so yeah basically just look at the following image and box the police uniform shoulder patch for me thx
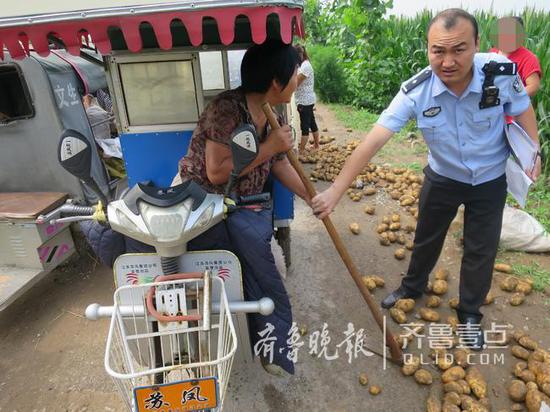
[402,68,432,94]
[422,106,441,117]
[512,76,524,93]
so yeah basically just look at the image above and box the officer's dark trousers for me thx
[401,168,507,319]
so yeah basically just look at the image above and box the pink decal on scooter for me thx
[38,246,51,263]
[45,222,64,236]
[126,272,139,285]
[56,243,70,258]
[217,267,231,282]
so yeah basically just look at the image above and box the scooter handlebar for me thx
[85,297,275,320]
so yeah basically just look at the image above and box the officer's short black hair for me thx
[427,8,479,41]
[241,40,300,94]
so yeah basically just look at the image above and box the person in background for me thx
[82,94,112,141]
[294,44,320,156]
[489,16,542,99]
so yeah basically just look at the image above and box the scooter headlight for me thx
[138,199,193,242]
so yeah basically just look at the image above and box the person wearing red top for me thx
[489,16,542,98]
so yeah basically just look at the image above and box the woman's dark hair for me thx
[241,40,300,93]
[513,16,524,28]
[294,44,310,63]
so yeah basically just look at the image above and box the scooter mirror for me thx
[230,124,259,175]
[58,129,93,181]
[225,124,259,195]
[58,129,108,206]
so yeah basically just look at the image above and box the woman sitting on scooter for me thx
[178,39,310,376]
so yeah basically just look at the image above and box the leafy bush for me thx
[307,44,348,103]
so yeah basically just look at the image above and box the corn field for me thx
[304,2,550,173]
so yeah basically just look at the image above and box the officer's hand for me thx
[311,185,340,219]
[267,125,293,154]
[526,155,541,182]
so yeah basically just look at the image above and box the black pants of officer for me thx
[401,167,507,320]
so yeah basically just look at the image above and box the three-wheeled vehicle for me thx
[0,0,302,311]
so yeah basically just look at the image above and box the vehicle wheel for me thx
[275,227,291,268]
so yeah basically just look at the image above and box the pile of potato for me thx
[507,331,550,411]
[374,213,416,260]
[495,263,534,306]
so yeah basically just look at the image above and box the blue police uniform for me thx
[377,53,531,320]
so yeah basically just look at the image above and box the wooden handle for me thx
[262,102,403,364]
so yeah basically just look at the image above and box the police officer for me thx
[311,8,540,350]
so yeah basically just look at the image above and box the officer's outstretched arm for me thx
[514,104,541,181]
[312,125,394,218]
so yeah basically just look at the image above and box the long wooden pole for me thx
[262,103,403,365]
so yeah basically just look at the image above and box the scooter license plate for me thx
[134,377,218,411]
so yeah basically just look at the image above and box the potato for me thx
[370,275,385,287]
[437,355,454,371]
[435,268,449,280]
[531,348,548,362]
[361,276,377,291]
[444,392,462,406]
[482,292,495,305]
[447,316,459,332]
[508,379,528,402]
[397,234,407,245]
[376,223,389,233]
[425,281,433,293]
[401,355,421,376]
[526,382,538,391]
[405,240,414,250]
[441,402,461,412]
[404,224,416,233]
[500,276,519,292]
[388,231,397,243]
[494,263,513,273]
[518,369,536,383]
[369,385,381,395]
[359,372,369,386]
[427,392,442,412]
[511,403,524,411]
[395,298,415,313]
[414,369,433,385]
[541,383,550,397]
[465,367,487,399]
[364,187,377,196]
[460,395,474,410]
[513,330,527,342]
[510,293,525,306]
[299,325,308,336]
[349,222,360,234]
[432,279,449,295]
[400,196,415,206]
[389,222,401,231]
[391,213,400,222]
[519,336,539,351]
[516,280,533,295]
[426,295,441,308]
[442,366,466,383]
[390,308,408,324]
[364,205,376,215]
[394,248,406,260]
[457,379,471,395]
[444,381,464,394]
[514,361,528,377]
[380,237,391,246]
[382,216,391,225]
[525,388,543,412]
[420,307,440,322]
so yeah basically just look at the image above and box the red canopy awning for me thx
[0,6,304,60]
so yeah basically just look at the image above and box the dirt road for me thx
[1,103,548,411]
